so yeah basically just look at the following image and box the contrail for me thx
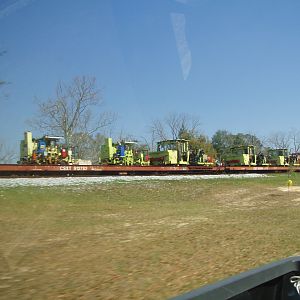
[175,0,188,4]
[171,12,192,80]
[0,0,36,19]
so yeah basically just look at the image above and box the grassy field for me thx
[1,174,300,299]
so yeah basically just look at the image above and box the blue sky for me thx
[1,0,300,151]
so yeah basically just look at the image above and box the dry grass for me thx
[1,174,300,299]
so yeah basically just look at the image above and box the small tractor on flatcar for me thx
[149,139,189,165]
[133,148,150,166]
[224,145,257,166]
[267,148,289,166]
[19,131,73,165]
[189,148,214,166]
[256,152,269,166]
[99,138,150,165]
[290,152,300,166]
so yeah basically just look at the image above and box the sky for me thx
[1,0,300,153]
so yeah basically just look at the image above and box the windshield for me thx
[1,1,300,299]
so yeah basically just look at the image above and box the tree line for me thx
[1,75,300,163]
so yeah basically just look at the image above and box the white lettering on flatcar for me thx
[59,166,72,171]
[59,166,88,171]
[73,166,88,171]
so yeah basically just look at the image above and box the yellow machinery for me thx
[19,131,72,164]
[290,153,300,166]
[224,145,257,166]
[133,149,150,166]
[149,139,189,165]
[100,138,149,165]
[267,149,289,166]
[189,149,214,166]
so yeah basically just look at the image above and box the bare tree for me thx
[150,119,168,141]
[289,129,300,153]
[71,132,106,163]
[29,76,116,148]
[166,113,182,139]
[150,112,201,141]
[266,131,291,149]
[0,141,16,163]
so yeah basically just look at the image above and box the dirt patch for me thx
[278,186,300,192]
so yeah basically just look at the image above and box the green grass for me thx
[1,174,300,299]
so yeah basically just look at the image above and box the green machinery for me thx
[256,152,269,166]
[134,149,150,166]
[189,149,214,166]
[19,131,72,164]
[100,138,149,165]
[267,148,289,166]
[224,145,257,166]
[149,139,190,165]
[225,146,289,167]
[290,153,300,166]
